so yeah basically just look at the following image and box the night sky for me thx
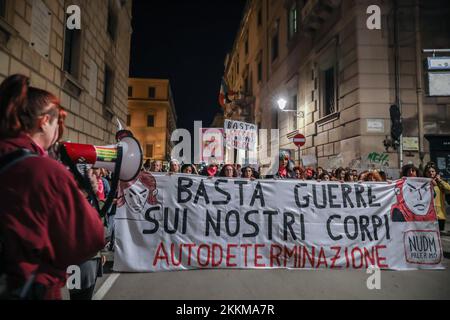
[129,0,247,134]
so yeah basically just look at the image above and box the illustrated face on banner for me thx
[118,172,159,214]
[402,179,432,216]
[124,180,150,214]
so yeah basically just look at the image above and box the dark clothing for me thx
[69,284,96,300]
[69,259,101,300]
[275,168,295,179]
[438,219,445,231]
[0,134,105,299]
[101,177,111,198]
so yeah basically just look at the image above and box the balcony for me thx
[224,93,255,121]
[301,0,342,33]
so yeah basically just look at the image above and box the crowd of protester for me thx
[141,154,446,184]
[142,152,450,232]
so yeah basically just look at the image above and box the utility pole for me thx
[415,0,425,169]
[393,0,403,170]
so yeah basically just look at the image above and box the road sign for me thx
[293,134,306,147]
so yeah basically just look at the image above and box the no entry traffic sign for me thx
[293,134,306,147]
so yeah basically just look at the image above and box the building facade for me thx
[127,78,177,162]
[224,0,450,178]
[0,0,132,145]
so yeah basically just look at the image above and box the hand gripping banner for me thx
[113,173,444,271]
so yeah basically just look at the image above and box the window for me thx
[244,72,252,95]
[63,16,81,77]
[103,65,114,107]
[107,1,118,41]
[271,21,279,62]
[271,33,279,62]
[288,5,298,40]
[147,115,154,127]
[146,144,154,158]
[128,86,133,97]
[323,67,336,116]
[257,60,262,82]
[317,40,338,118]
[148,87,156,98]
[257,8,262,26]
[126,114,131,126]
[292,94,298,127]
[0,0,6,18]
[245,33,249,56]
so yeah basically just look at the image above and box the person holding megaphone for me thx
[0,74,105,300]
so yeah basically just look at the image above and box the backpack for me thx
[0,148,41,299]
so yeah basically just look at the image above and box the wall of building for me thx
[0,0,133,145]
[224,0,450,175]
[128,78,177,161]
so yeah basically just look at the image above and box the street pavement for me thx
[62,229,450,300]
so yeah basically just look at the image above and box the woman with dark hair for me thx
[315,167,324,179]
[181,164,198,175]
[241,165,256,180]
[335,167,347,182]
[424,162,450,231]
[319,172,331,181]
[219,164,238,178]
[378,170,387,182]
[293,166,304,180]
[402,164,420,177]
[344,171,354,182]
[363,170,384,182]
[0,74,105,299]
[358,170,369,182]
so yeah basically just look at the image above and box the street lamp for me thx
[277,98,303,118]
[277,98,287,110]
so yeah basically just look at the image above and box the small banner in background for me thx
[224,119,257,151]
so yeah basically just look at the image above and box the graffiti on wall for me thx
[366,152,389,166]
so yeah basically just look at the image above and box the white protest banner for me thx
[113,174,444,272]
[224,119,257,151]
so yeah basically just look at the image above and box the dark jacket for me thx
[0,134,105,299]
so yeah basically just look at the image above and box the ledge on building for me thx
[0,17,18,47]
[287,130,300,139]
[61,72,85,99]
[316,111,339,127]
